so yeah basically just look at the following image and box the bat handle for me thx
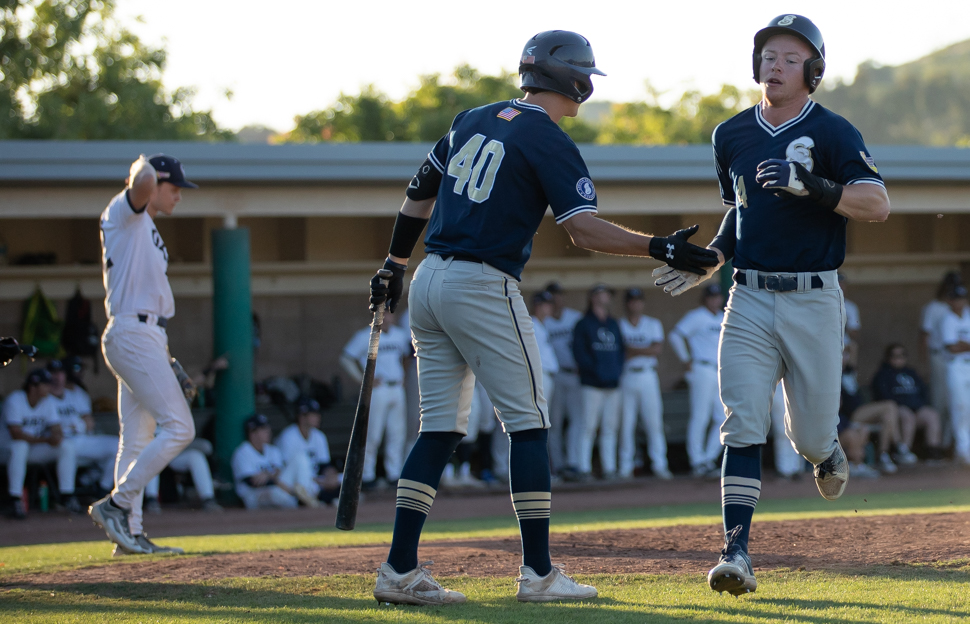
[372,268,394,330]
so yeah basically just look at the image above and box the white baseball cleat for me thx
[373,561,466,606]
[814,442,849,501]
[88,496,149,554]
[515,564,598,602]
[111,535,183,557]
[708,525,757,596]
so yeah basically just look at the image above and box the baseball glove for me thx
[171,358,198,405]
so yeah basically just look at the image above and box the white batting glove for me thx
[652,263,718,297]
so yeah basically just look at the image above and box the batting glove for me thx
[755,159,843,210]
[648,225,721,275]
[370,259,406,313]
[652,263,719,297]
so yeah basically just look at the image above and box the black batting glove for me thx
[0,337,19,368]
[370,259,406,313]
[649,225,721,276]
[756,159,843,210]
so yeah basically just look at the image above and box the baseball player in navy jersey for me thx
[88,154,199,556]
[670,284,725,477]
[617,288,669,479]
[367,30,719,605]
[653,15,890,596]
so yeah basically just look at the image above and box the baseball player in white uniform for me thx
[276,398,341,504]
[941,285,970,465]
[543,283,584,476]
[618,288,670,479]
[231,414,319,509]
[532,291,560,421]
[922,272,962,441]
[341,309,411,487]
[48,360,117,497]
[670,284,726,477]
[88,154,198,555]
[2,368,78,518]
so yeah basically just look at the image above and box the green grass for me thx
[2,487,969,578]
[3,567,969,623]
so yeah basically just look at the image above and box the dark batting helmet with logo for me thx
[752,14,825,93]
[519,30,606,104]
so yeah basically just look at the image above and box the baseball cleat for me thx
[88,495,149,554]
[814,443,849,500]
[136,533,185,554]
[516,564,598,602]
[708,525,757,596]
[373,561,466,606]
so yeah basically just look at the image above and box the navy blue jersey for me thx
[422,99,598,279]
[711,101,883,272]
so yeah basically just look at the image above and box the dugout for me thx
[1,141,969,430]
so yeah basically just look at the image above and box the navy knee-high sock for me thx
[509,428,552,576]
[386,431,463,573]
[721,444,762,553]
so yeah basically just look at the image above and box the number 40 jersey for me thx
[422,98,598,280]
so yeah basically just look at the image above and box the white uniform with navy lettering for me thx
[671,306,725,470]
[922,299,952,426]
[54,387,117,492]
[276,423,333,497]
[941,308,970,462]
[1,392,77,498]
[100,190,195,535]
[618,315,667,477]
[544,308,583,472]
[343,324,411,483]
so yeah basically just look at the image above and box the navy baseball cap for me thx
[544,281,564,294]
[62,355,84,374]
[148,154,198,188]
[25,368,53,387]
[244,413,271,434]
[703,283,722,297]
[625,287,644,301]
[46,359,64,373]
[296,397,321,415]
[589,283,615,296]
[949,285,968,299]
[533,290,554,305]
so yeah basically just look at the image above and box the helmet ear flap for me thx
[805,58,825,93]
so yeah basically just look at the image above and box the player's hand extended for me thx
[370,259,406,313]
[755,159,843,210]
[648,225,720,275]
[653,262,719,297]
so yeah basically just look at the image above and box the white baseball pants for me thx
[75,434,119,491]
[102,316,195,534]
[770,383,803,477]
[946,359,970,461]
[686,363,724,468]
[619,367,667,477]
[144,448,215,500]
[549,370,583,472]
[578,386,621,474]
[6,438,77,496]
[235,452,315,509]
[362,383,406,483]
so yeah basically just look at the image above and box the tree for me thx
[0,0,228,140]
[286,65,598,144]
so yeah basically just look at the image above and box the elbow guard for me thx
[405,157,443,201]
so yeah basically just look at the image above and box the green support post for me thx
[212,227,255,483]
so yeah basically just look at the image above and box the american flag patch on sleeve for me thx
[497,107,521,121]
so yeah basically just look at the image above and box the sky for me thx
[115,0,970,132]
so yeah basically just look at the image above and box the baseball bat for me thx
[335,269,393,530]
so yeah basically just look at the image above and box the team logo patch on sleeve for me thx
[860,151,878,173]
[576,177,596,201]
[497,108,521,121]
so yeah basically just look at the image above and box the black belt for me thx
[444,253,483,264]
[734,272,823,292]
[138,314,168,328]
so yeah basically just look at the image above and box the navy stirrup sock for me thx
[509,428,552,576]
[386,431,463,573]
[720,444,763,553]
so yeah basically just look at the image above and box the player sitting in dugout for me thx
[231,413,320,510]
[275,398,341,506]
[871,344,944,464]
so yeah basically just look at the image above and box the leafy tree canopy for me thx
[0,0,229,140]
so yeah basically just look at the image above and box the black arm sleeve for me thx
[388,212,430,259]
[405,157,444,201]
[709,207,737,261]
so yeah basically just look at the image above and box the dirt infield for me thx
[7,511,970,586]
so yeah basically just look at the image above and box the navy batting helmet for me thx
[519,30,606,104]
[753,15,825,93]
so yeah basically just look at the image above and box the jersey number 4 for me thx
[448,134,506,203]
